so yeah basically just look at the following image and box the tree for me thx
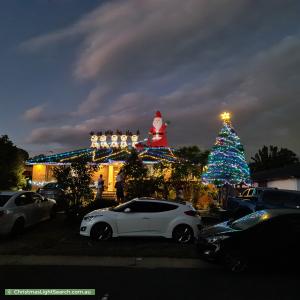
[175,146,210,172]
[53,156,98,209]
[250,145,299,172]
[153,146,209,201]
[122,149,155,199]
[202,113,251,186]
[0,135,29,190]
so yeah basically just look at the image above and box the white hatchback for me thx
[80,198,202,243]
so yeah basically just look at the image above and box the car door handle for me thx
[142,217,150,219]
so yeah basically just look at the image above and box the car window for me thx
[15,193,34,206]
[44,183,59,189]
[150,202,178,212]
[242,190,249,197]
[129,201,156,213]
[112,201,132,212]
[0,195,11,207]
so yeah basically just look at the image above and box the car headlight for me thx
[83,216,95,222]
[207,235,230,243]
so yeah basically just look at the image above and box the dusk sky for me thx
[1,0,300,159]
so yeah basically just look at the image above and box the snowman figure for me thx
[99,134,109,148]
[90,134,99,148]
[131,134,139,148]
[120,134,128,148]
[110,134,119,148]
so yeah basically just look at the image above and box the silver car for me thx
[0,191,56,235]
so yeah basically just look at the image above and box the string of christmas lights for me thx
[202,113,251,186]
[26,147,179,165]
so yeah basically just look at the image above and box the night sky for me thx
[1,0,300,159]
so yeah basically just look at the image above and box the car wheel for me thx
[90,223,113,241]
[223,250,248,273]
[172,224,194,243]
[11,218,25,236]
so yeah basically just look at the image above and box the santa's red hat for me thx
[155,111,162,118]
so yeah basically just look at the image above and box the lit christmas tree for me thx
[202,112,251,186]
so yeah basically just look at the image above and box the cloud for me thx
[23,104,70,123]
[22,0,250,114]
[23,105,46,122]
[23,0,300,156]
[26,112,145,147]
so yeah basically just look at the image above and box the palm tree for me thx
[250,145,299,172]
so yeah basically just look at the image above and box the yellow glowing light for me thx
[220,112,231,122]
[261,213,269,221]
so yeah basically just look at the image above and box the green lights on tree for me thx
[202,112,251,186]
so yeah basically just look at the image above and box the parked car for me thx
[197,209,300,272]
[37,182,67,210]
[80,198,202,243]
[227,188,300,218]
[0,191,56,235]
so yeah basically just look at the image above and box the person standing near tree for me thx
[96,174,105,201]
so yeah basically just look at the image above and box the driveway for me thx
[0,214,199,258]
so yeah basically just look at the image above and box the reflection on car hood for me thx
[88,207,112,215]
[199,221,238,238]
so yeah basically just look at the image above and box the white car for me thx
[80,198,202,243]
[0,191,56,235]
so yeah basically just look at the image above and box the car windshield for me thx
[0,195,11,207]
[111,201,132,212]
[230,210,270,230]
[43,183,59,189]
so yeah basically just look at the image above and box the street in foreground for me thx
[0,265,299,300]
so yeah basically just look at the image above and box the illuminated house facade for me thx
[26,111,178,191]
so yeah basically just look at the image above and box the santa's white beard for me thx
[153,118,162,132]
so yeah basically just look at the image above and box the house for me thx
[252,164,300,191]
[26,111,179,191]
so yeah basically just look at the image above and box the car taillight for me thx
[184,210,197,217]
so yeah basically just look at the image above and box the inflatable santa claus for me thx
[147,111,168,147]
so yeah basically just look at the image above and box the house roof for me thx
[26,147,178,165]
[252,164,300,182]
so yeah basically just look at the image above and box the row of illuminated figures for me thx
[90,132,140,149]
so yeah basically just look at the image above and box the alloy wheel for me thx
[172,225,193,243]
[91,223,112,241]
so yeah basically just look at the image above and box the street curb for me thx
[0,255,218,269]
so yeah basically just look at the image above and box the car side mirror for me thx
[124,208,131,213]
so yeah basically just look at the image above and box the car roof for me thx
[262,189,300,194]
[0,191,30,196]
[133,197,190,206]
[0,191,19,196]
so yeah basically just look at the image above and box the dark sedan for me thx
[197,209,300,272]
[37,183,67,211]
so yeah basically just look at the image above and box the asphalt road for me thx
[0,265,299,300]
[0,214,199,258]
